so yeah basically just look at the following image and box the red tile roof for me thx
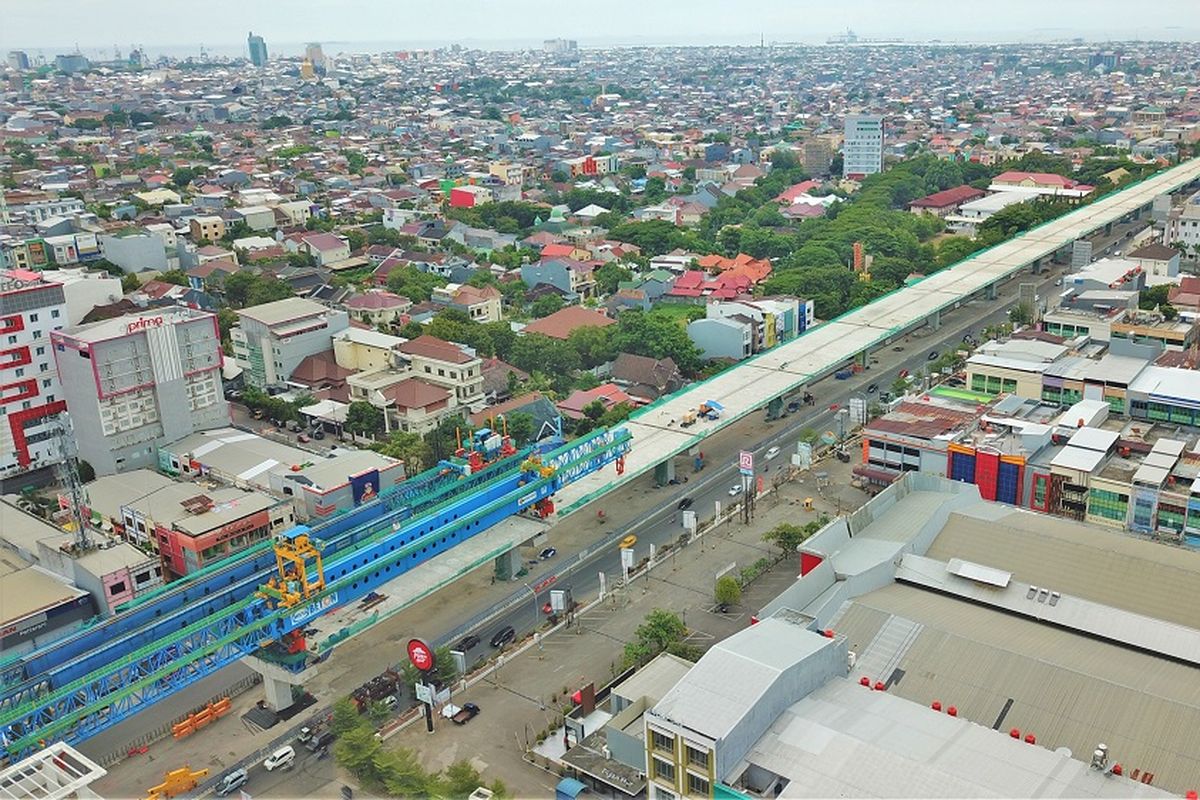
[521,306,616,340]
[396,334,474,364]
[774,180,821,203]
[345,291,409,310]
[539,243,576,258]
[556,383,632,419]
[992,171,1080,189]
[382,378,450,410]
[909,184,985,209]
[303,233,347,252]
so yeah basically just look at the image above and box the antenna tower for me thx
[54,414,91,549]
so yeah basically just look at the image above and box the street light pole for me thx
[524,582,538,623]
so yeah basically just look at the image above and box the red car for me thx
[898,368,910,379]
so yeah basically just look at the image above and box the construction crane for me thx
[53,414,90,550]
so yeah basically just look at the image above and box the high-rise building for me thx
[304,42,325,70]
[543,39,578,53]
[51,307,229,475]
[0,270,68,484]
[6,51,30,71]
[842,114,884,178]
[54,53,90,74]
[247,31,268,67]
[803,138,832,177]
[230,297,348,390]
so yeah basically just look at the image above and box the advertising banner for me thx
[349,468,381,506]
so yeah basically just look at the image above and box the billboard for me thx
[349,468,381,506]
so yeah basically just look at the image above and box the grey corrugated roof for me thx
[924,505,1200,629]
[742,676,1170,799]
[834,584,1200,795]
[650,618,822,741]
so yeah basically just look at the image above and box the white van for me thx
[263,745,296,772]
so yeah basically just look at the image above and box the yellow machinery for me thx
[146,765,209,800]
[519,454,556,480]
[258,531,325,609]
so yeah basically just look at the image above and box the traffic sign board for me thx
[739,450,754,475]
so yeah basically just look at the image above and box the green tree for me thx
[503,411,535,445]
[373,431,429,471]
[762,522,814,555]
[345,401,384,437]
[442,760,485,798]
[566,324,615,369]
[246,276,293,307]
[333,725,382,782]
[171,167,198,188]
[510,334,581,381]
[77,460,96,483]
[715,575,742,606]
[120,272,142,292]
[623,609,689,668]
[158,268,190,286]
[387,265,446,303]
[1139,283,1173,311]
[377,747,439,797]
[530,293,564,318]
[1008,301,1032,326]
[610,309,702,374]
[594,262,633,294]
[331,698,362,735]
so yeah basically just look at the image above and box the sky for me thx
[1,0,1198,56]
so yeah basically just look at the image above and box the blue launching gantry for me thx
[0,425,632,760]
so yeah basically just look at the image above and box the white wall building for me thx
[842,114,883,178]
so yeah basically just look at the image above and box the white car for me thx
[728,484,744,497]
[765,446,780,460]
[263,745,295,772]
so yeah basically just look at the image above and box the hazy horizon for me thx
[2,0,1198,56]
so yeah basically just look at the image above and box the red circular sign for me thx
[406,638,434,672]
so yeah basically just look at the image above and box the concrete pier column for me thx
[262,674,294,711]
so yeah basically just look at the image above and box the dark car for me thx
[927,350,939,361]
[539,547,557,560]
[489,625,516,648]
[786,401,801,413]
[866,383,878,394]
[677,497,694,510]
[456,634,480,651]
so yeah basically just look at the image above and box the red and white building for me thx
[51,307,229,476]
[0,269,68,484]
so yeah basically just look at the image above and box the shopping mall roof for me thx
[734,673,1168,799]
[751,473,1200,794]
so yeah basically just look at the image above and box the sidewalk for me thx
[377,468,856,796]
[88,421,862,797]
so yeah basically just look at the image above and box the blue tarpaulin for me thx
[556,777,587,800]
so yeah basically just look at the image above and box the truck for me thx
[451,702,480,725]
[351,669,402,713]
[680,409,698,428]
